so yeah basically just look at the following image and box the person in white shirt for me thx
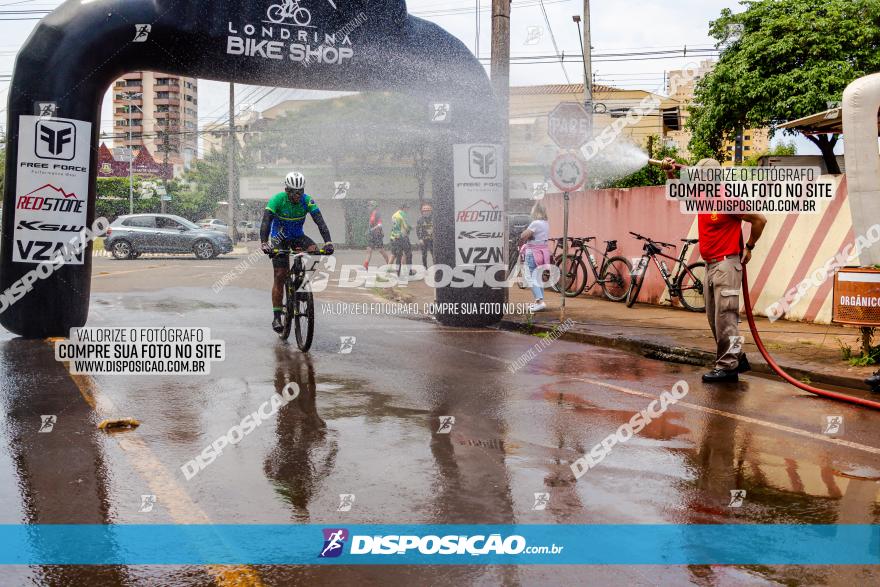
[517,203,552,312]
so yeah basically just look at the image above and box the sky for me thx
[0,0,818,156]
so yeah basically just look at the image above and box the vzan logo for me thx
[35,120,76,161]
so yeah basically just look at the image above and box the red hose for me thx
[742,265,880,410]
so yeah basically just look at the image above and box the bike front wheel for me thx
[676,261,707,313]
[600,256,633,302]
[626,261,647,308]
[294,289,315,351]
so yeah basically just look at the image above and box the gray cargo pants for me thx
[704,255,745,371]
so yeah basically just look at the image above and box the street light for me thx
[121,91,143,215]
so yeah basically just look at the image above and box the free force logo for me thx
[319,528,349,558]
[35,120,76,161]
[469,146,497,179]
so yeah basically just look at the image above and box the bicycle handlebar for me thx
[628,232,675,249]
[271,248,334,256]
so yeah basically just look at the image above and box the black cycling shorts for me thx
[270,235,316,269]
[368,231,384,248]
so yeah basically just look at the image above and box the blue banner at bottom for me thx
[0,525,877,565]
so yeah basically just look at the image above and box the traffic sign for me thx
[550,153,587,193]
[547,102,591,149]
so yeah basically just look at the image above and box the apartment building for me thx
[112,72,199,172]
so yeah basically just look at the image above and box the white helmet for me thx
[285,172,305,190]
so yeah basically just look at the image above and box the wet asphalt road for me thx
[0,251,879,586]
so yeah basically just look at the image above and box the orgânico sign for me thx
[547,102,591,149]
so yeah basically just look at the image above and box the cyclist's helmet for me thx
[285,172,305,190]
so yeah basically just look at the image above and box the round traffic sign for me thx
[550,153,587,193]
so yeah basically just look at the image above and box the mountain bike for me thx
[625,232,706,312]
[550,237,634,301]
[267,0,311,26]
[274,248,333,351]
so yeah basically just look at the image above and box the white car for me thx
[197,218,228,232]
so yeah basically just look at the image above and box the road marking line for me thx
[48,341,264,586]
[399,332,880,456]
[93,265,182,278]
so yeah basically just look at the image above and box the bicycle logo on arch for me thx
[266,0,338,27]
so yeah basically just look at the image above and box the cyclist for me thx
[363,200,391,269]
[261,171,334,333]
[416,202,434,267]
[389,202,413,274]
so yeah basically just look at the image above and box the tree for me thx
[688,0,880,174]
[246,92,438,201]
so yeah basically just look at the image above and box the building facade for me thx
[112,72,199,173]
[665,59,771,164]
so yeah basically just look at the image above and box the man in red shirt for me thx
[664,157,767,383]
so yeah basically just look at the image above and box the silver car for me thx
[105,214,234,260]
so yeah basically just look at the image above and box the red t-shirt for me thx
[698,213,742,261]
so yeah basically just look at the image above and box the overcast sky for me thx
[2,0,814,154]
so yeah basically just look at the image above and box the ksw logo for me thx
[458,247,503,264]
[318,528,348,558]
[35,120,76,161]
[469,146,497,179]
[458,231,503,239]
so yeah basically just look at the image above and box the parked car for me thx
[105,214,234,260]
[237,221,257,240]
[198,218,229,232]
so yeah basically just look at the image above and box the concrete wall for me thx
[542,175,855,324]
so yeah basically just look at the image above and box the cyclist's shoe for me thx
[702,368,738,383]
[529,301,547,313]
[736,356,751,374]
[272,316,284,333]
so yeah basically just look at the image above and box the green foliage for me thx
[838,327,880,366]
[743,140,798,166]
[603,137,686,188]
[687,0,880,167]
[245,92,438,198]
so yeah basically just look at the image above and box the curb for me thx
[496,318,870,393]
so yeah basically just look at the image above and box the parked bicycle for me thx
[273,247,333,351]
[550,237,633,301]
[625,232,706,312]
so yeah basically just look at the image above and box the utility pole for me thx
[123,91,142,215]
[160,131,171,214]
[491,0,510,215]
[573,2,593,134]
[227,82,237,243]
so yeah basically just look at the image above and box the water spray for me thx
[646,158,880,409]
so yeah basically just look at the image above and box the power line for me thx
[537,0,570,84]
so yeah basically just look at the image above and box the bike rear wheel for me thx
[294,289,315,351]
[676,261,707,313]
[626,261,647,308]
[600,256,633,302]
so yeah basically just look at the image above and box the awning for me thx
[776,107,880,135]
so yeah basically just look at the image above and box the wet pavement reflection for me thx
[0,284,877,585]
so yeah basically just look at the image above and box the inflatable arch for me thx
[1,0,506,337]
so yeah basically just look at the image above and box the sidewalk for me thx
[383,277,877,392]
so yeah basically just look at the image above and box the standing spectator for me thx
[363,200,391,269]
[518,202,552,313]
[663,157,767,383]
[389,202,413,274]
[416,202,434,267]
